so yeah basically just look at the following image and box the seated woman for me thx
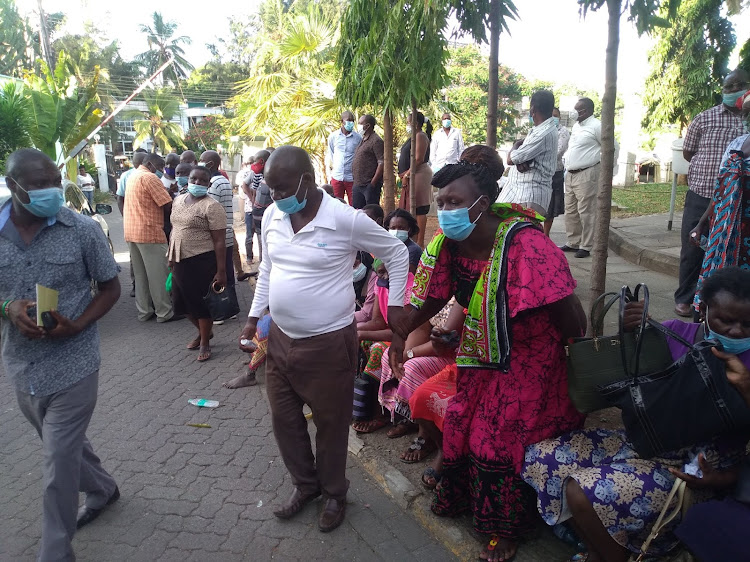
[384,208,423,273]
[522,266,750,562]
[353,259,415,433]
[169,166,227,362]
[354,251,376,325]
[388,145,587,562]
[408,363,457,489]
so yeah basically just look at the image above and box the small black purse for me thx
[203,281,240,321]
[599,319,750,459]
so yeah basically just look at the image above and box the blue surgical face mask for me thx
[344,120,355,133]
[552,117,560,127]
[14,182,65,218]
[155,169,164,179]
[187,183,208,197]
[389,229,409,242]
[353,263,368,283]
[437,197,483,241]
[275,175,308,215]
[442,119,452,128]
[723,90,747,108]
[177,176,189,188]
[705,306,750,354]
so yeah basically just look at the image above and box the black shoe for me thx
[237,272,252,281]
[77,486,120,529]
[559,245,579,252]
[574,249,591,258]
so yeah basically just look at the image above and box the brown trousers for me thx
[265,320,357,501]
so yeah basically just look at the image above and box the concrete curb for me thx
[608,227,680,277]
[348,430,479,561]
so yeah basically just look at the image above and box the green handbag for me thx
[565,284,673,414]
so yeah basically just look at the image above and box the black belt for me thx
[568,163,599,174]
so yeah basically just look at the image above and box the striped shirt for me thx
[208,173,234,247]
[497,117,558,215]
[683,104,745,198]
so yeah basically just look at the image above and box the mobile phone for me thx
[41,311,58,331]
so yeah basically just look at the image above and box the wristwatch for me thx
[406,349,414,359]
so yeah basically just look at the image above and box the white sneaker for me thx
[213,319,225,325]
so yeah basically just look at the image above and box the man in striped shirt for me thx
[497,90,558,217]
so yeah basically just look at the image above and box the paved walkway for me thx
[609,212,682,278]
[0,210,455,562]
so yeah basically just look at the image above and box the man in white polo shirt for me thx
[240,146,409,533]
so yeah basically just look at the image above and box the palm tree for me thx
[135,12,193,84]
[230,5,341,166]
[128,89,185,153]
[0,81,31,170]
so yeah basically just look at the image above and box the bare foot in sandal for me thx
[351,417,388,434]
[187,332,213,350]
[197,345,212,362]
[400,436,436,463]
[480,536,517,562]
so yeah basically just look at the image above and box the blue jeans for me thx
[83,190,94,207]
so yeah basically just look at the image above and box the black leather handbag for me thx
[599,318,750,458]
[566,284,673,413]
[203,281,240,321]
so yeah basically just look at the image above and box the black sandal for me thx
[420,466,442,489]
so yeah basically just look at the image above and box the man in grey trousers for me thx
[1,149,121,561]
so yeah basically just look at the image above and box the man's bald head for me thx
[255,149,270,163]
[165,153,180,167]
[132,150,147,168]
[199,150,221,169]
[265,146,314,179]
[180,150,197,164]
[341,110,355,122]
[6,148,58,183]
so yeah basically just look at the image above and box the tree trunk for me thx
[486,0,501,148]
[409,100,417,217]
[383,109,396,215]
[589,0,621,333]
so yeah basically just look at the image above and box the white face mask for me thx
[406,125,413,135]
[353,263,368,283]
[389,229,409,242]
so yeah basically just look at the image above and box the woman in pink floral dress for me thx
[389,145,587,561]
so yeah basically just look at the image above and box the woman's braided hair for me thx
[432,145,505,201]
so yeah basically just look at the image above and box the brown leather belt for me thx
[568,163,599,174]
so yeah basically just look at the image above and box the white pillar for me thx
[93,143,108,192]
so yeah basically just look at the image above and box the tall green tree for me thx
[0,0,38,77]
[127,89,185,153]
[0,81,30,171]
[337,0,450,213]
[578,0,680,323]
[135,12,193,84]
[23,51,104,171]
[230,3,341,166]
[642,0,734,135]
[447,0,519,147]
[445,45,523,144]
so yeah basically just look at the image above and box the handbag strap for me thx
[618,284,650,377]
[633,479,687,562]
[646,318,698,350]
[591,291,620,336]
